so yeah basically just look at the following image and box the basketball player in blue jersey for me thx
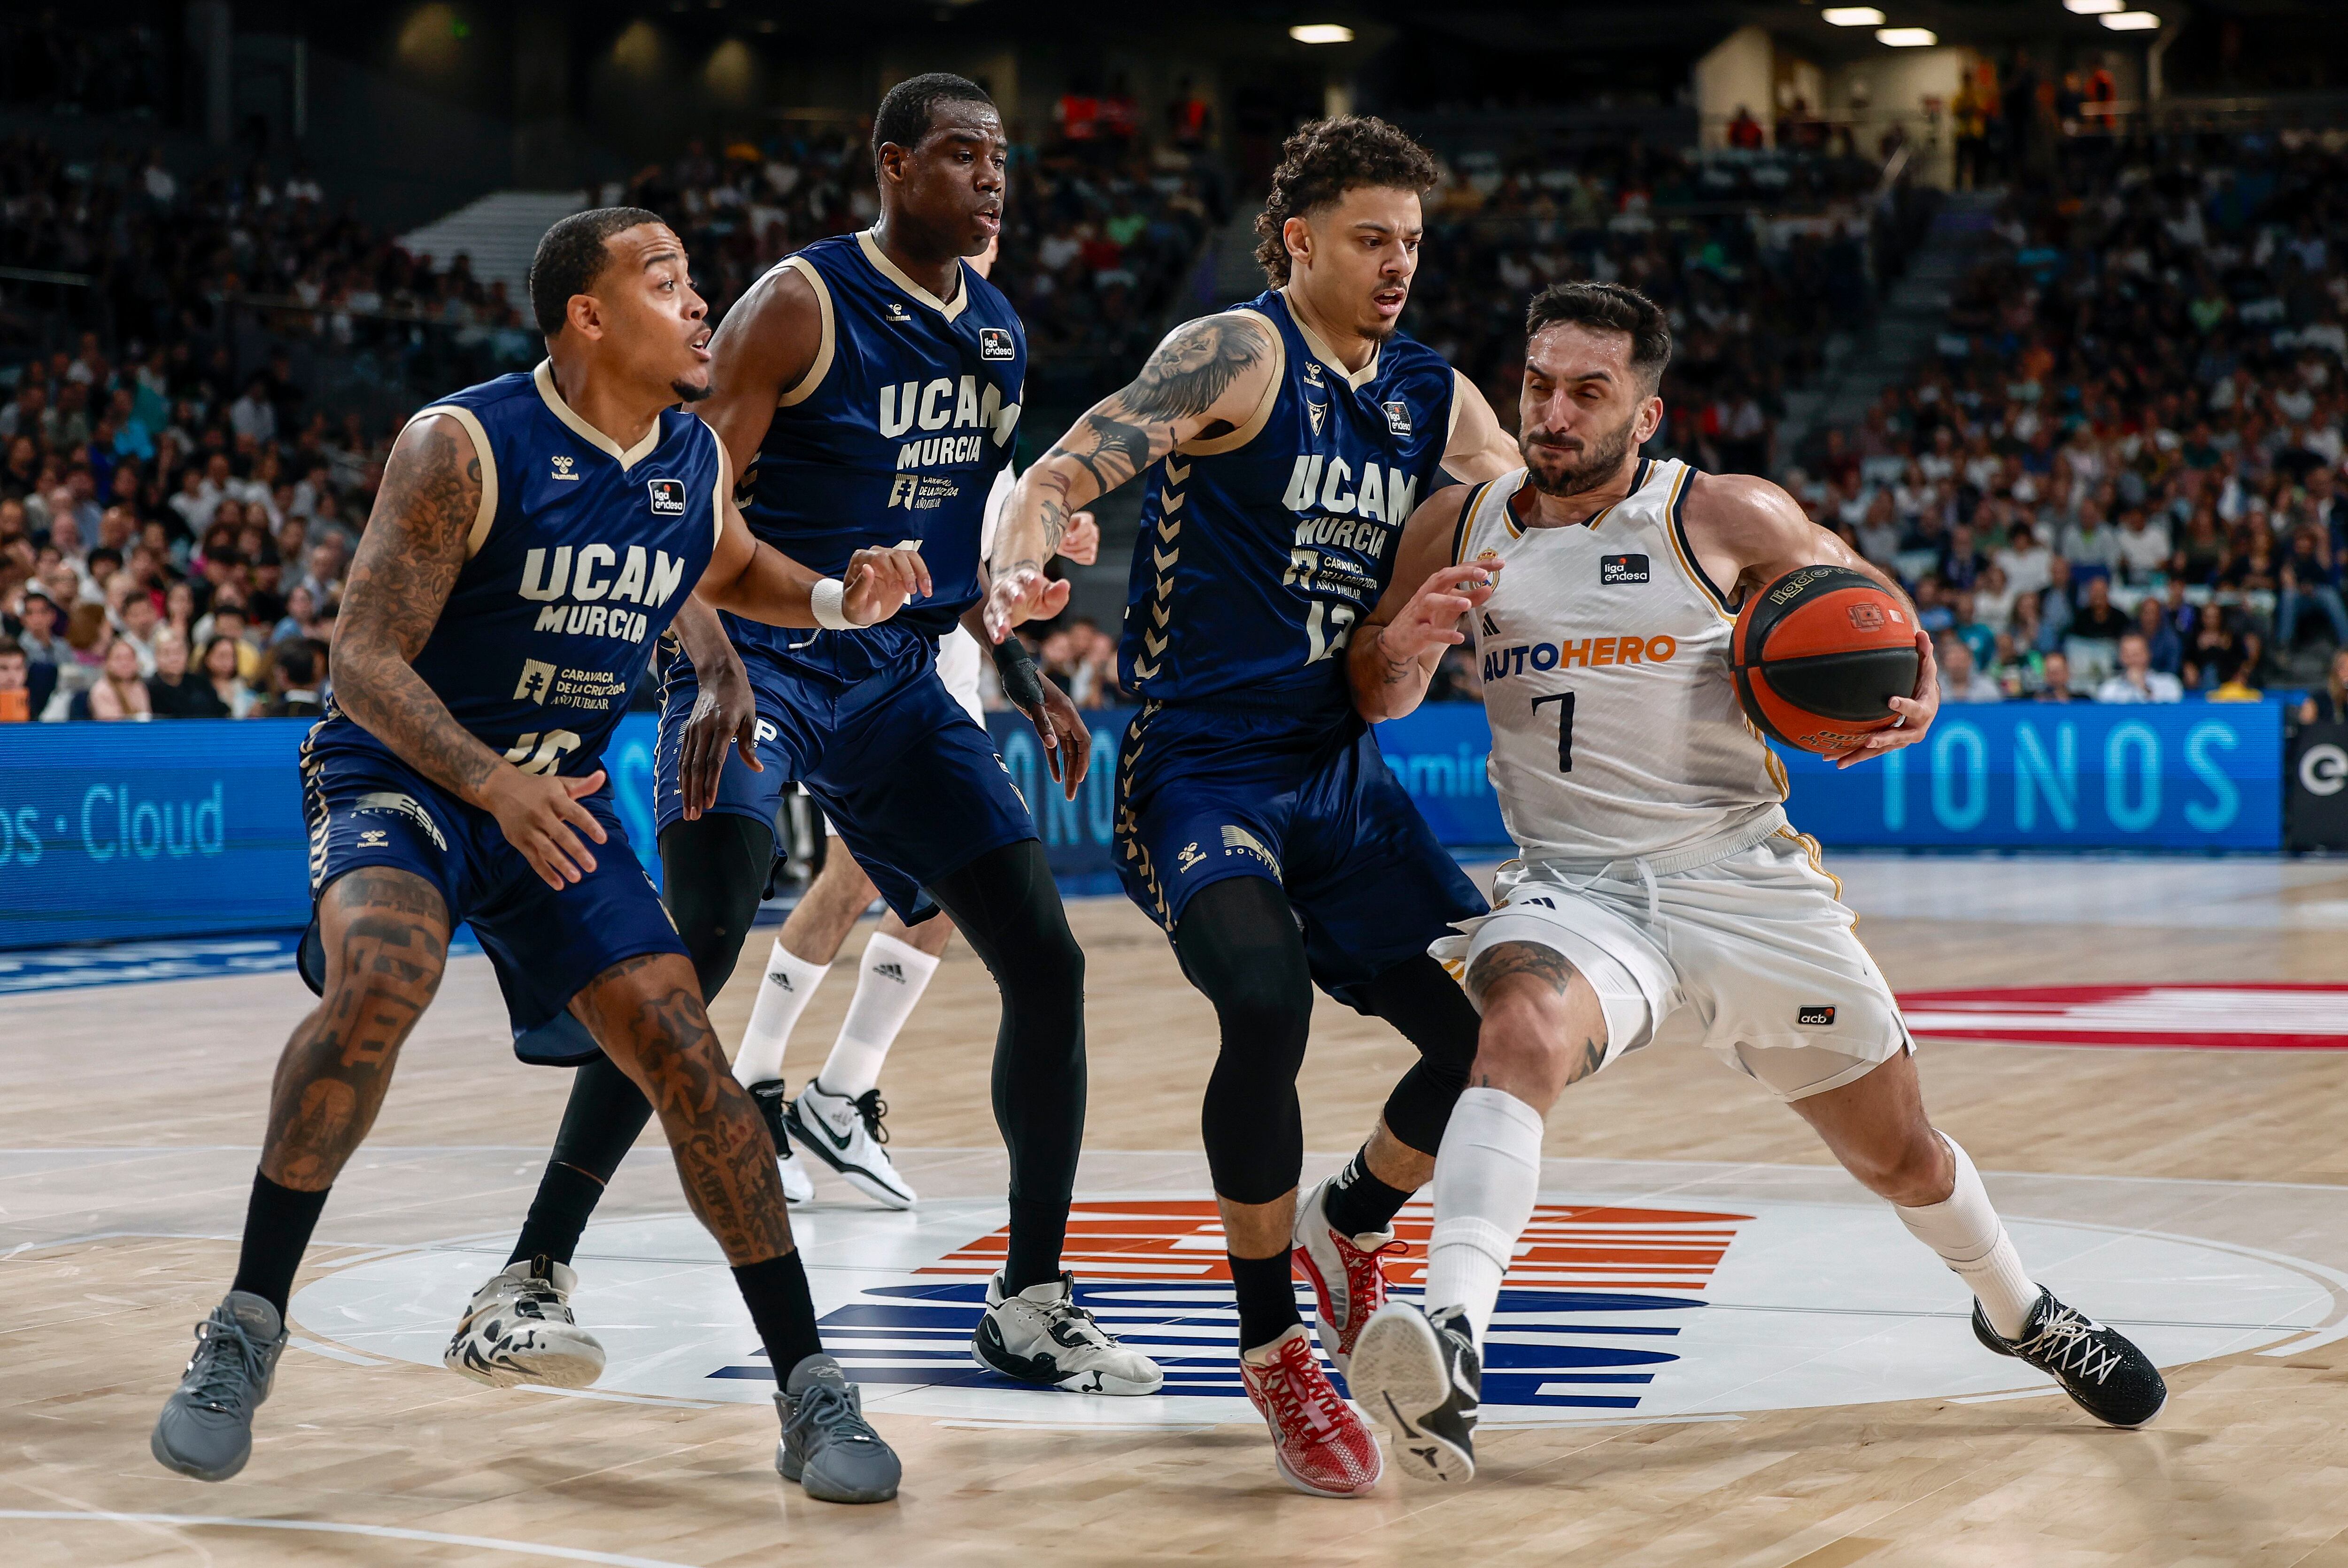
[988,116,1521,1497]
[441,74,1160,1402]
[151,208,924,1505]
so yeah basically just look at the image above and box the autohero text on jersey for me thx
[1483,633,1681,685]
[516,543,689,644]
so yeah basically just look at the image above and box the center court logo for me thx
[297,1184,2341,1425]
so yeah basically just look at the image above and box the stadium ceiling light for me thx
[1821,7,1885,23]
[1876,26,1937,45]
[2102,10,2162,28]
[1289,23,1355,43]
[2064,0,2123,13]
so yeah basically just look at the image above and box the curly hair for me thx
[1252,116,1441,286]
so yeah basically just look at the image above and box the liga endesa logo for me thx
[707,1200,1747,1414]
[1898,983,2348,1050]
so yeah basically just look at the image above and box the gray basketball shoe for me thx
[775,1354,902,1503]
[151,1290,289,1482]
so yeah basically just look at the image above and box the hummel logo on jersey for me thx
[1383,400,1413,437]
[646,478,687,516]
[550,454,579,482]
[513,659,556,703]
[1798,1005,1838,1027]
[1600,554,1650,584]
[978,326,1015,361]
[1303,360,1324,386]
[886,300,912,323]
[873,962,906,983]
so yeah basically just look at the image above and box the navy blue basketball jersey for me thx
[310,361,722,777]
[1122,288,1457,718]
[735,231,1025,647]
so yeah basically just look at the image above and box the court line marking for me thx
[0,1511,700,1567]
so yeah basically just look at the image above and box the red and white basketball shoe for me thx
[1239,1324,1385,1498]
[1292,1174,1404,1379]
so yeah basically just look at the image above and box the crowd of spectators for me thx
[0,325,384,723]
[1402,134,1938,478]
[621,127,1222,405]
[1778,128,2348,704]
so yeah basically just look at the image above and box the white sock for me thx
[815,931,939,1099]
[1894,1132,2042,1339]
[731,939,829,1088]
[1422,1086,1546,1349]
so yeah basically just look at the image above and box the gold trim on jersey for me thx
[1283,289,1381,388]
[774,255,836,408]
[1130,454,1191,686]
[856,228,969,322]
[404,403,499,558]
[1658,463,1735,622]
[532,360,661,473]
[1450,479,1496,566]
[704,423,730,550]
[1177,309,1283,456]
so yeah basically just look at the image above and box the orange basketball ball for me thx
[1732,565,1921,755]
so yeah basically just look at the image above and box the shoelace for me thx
[1255,1339,1349,1441]
[183,1315,266,1414]
[1339,1236,1405,1329]
[2016,1304,2122,1384]
[851,1089,892,1145]
[1038,1290,1110,1346]
[509,1277,567,1323]
[793,1380,885,1448]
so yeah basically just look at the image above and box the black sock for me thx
[734,1251,825,1381]
[509,1162,606,1268]
[1321,1145,1412,1239]
[229,1169,331,1316]
[1002,1196,1070,1295]
[1228,1251,1302,1352]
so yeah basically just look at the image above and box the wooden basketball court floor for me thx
[8,854,2348,1567]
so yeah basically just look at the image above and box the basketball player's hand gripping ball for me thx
[1731,564,1939,768]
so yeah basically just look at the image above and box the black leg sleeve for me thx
[507,814,777,1267]
[1351,953,1483,1158]
[924,839,1087,1292]
[1173,876,1316,1212]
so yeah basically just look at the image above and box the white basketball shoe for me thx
[744,1080,818,1204]
[443,1256,605,1389]
[971,1271,1164,1394]
[785,1079,917,1209]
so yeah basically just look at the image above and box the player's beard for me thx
[1521,408,1637,497]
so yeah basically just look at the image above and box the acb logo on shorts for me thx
[1798,1005,1837,1027]
[645,478,687,516]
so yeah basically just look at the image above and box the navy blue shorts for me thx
[653,634,1035,925]
[297,742,687,1063]
[1112,703,1488,1008]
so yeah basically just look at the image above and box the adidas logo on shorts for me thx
[1798,1005,1837,1027]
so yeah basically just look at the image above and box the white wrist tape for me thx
[810,577,856,631]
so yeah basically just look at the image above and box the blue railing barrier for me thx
[0,700,2287,949]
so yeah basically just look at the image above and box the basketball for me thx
[1732,565,1920,755]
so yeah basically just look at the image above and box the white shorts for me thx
[1436,828,1911,1101]
[823,627,988,838]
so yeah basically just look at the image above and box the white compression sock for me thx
[816,931,940,1099]
[1422,1087,1546,1349]
[731,939,830,1088]
[1894,1132,2042,1339]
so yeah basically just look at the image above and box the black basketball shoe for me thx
[1972,1289,2167,1428]
[743,1080,815,1204]
[1349,1302,1481,1483]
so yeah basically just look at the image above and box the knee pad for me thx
[1358,953,1483,1156]
[656,814,774,1001]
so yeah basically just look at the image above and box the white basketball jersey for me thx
[1457,459,1789,864]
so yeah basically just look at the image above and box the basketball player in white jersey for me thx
[1343,281,2166,1485]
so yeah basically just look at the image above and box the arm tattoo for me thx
[1030,315,1268,553]
[261,870,449,1189]
[333,419,505,802]
[576,954,793,1263]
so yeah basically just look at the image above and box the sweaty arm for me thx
[1442,370,1522,484]
[1347,484,1498,722]
[1682,472,1940,765]
[337,413,610,889]
[983,310,1279,638]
